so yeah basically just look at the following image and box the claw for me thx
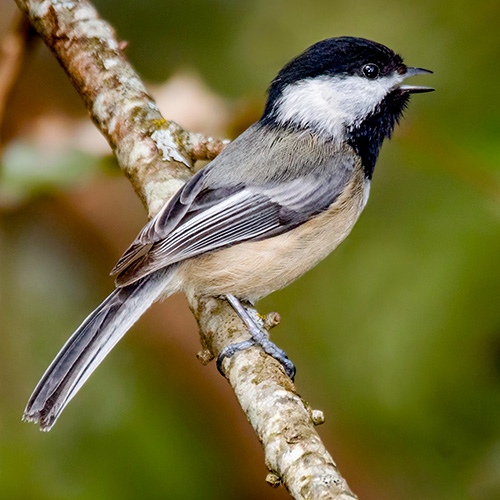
[217,339,254,377]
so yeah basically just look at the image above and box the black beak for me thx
[399,67,434,94]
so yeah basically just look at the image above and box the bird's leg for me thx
[217,294,296,380]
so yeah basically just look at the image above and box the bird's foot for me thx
[217,295,296,380]
[217,336,296,380]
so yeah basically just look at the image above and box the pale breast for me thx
[179,168,370,302]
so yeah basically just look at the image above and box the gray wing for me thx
[111,164,352,287]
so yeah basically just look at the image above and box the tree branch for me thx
[14,1,358,498]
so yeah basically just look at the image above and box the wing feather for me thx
[113,161,353,287]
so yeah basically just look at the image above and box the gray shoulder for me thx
[202,123,361,187]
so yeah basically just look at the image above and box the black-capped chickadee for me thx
[24,36,433,431]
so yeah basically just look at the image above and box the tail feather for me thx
[23,270,170,431]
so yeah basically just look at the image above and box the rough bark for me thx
[14,1,358,498]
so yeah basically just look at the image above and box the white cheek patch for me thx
[275,73,405,141]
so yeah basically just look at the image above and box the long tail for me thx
[23,269,172,431]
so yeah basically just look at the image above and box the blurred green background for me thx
[1,1,500,499]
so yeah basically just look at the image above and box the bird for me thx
[23,36,433,431]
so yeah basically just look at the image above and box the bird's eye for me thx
[362,63,380,79]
